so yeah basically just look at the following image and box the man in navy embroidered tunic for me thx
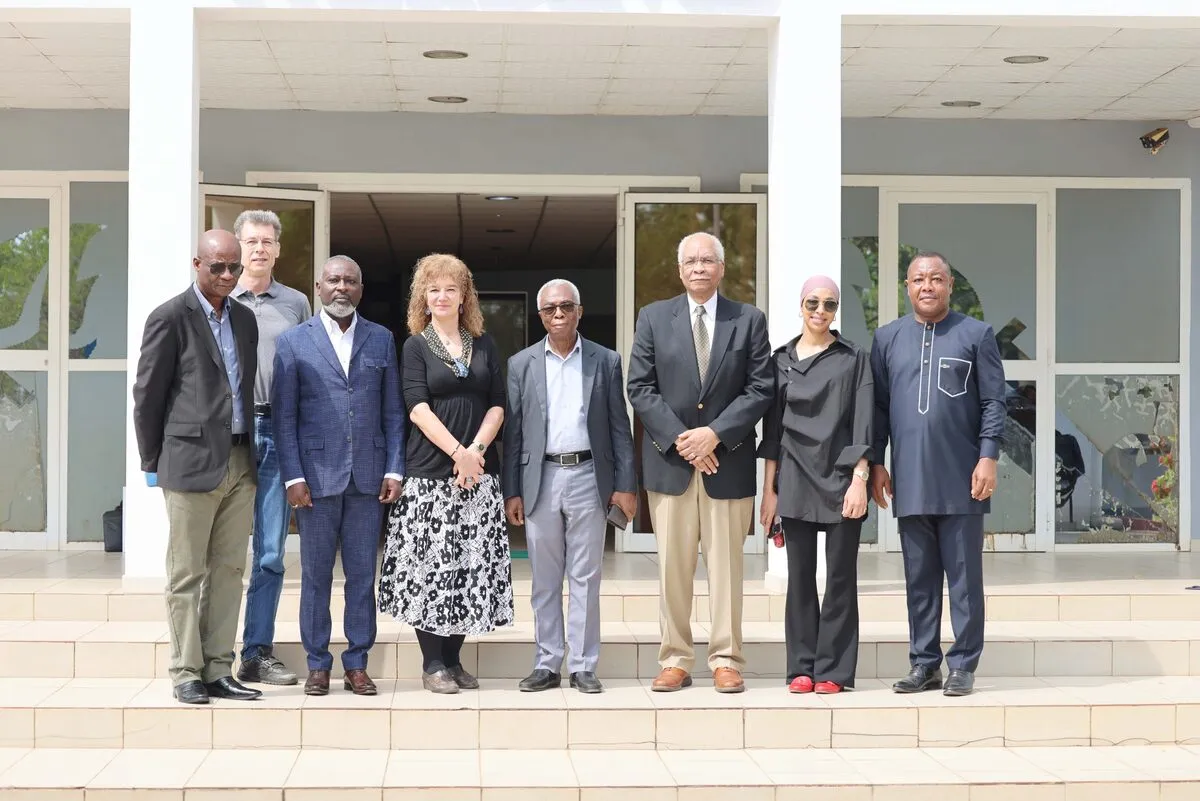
[869,251,1006,697]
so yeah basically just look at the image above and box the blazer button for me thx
[347,436,352,442]
[697,403,704,410]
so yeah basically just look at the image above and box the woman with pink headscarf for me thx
[757,275,874,694]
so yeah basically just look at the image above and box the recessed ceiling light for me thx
[423,49,469,59]
[1004,54,1049,64]
[486,228,516,234]
[941,100,982,108]
[428,95,468,104]
[486,195,519,201]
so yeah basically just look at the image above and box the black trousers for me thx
[782,517,862,687]
[415,629,466,673]
[897,514,985,673]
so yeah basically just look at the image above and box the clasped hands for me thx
[451,441,486,490]
[676,426,720,474]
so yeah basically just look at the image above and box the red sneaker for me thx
[814,681,843,694]
[788,676,814,693]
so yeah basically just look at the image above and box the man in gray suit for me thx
[132,229,262,705]
[627,232,773,693]
[503,279,637,694]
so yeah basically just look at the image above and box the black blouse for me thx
[757,331,874,525]
[401,332,506,480]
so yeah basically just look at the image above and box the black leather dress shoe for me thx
[892,665,943,694]
[204,676,263,701]
[173,680,209,705]
[943,669,975,697]
[569,671,604,694]
[519,669,561,692]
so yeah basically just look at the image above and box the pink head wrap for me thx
[800,274,840,303]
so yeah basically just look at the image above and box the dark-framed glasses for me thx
[804,297,839,313]
[207,261,244,277]
[538,301,578,317]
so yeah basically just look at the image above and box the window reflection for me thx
[985,380,1036,539]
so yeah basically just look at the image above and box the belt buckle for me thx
[562,453,579,466]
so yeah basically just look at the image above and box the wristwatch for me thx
[853,468,870,482]
[471,441,486,453]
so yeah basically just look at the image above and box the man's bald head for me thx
[193,229,243,301]
[198,229,240,263]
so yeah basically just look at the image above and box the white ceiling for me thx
[844,23,1200,120]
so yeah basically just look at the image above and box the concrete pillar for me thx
[764,4,841,592]
[123,2,199,582]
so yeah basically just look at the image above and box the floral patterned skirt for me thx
[377,474,514,636]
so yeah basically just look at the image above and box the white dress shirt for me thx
[687,292,718,360]
[544,335,591,454]
[284,309,401,489]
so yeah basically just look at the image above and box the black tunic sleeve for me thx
[483,334,506,411]
[836,347,874,469]
[869,329,891,466]
[401,334,431,414]
[756,356,783,462]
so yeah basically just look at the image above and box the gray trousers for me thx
[525,460,607,674]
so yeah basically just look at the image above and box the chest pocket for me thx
[937,357,972,398]
[359,359,385,387]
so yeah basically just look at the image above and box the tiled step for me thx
[8,579,1200,624]
[0,745,1197,799]
[1,620,1199,681]
[2,676,1200,752]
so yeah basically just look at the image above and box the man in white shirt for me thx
[271,255,405,696]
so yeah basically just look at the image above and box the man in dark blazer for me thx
[272,255,404,697]
[627,232,773,693]
[503,279,637,694]
[132,229,262,705]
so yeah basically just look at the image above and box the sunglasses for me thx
[537,301,578,317]
[804,297,839,313]
[207,261,244,277]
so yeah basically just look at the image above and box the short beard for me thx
[323,298,356,319]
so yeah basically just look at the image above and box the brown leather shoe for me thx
[651,667,692,692]
[343,668,377,696]
[304,670,330,696]
[713,667,745,693]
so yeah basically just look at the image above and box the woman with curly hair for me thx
[377,253,513,693]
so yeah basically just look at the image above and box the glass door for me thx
[0,187,62,548]
[879,191,1052,552]
[617,193,768,554]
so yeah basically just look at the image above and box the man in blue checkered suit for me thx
[272,255,405,696]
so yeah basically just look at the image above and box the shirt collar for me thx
[192,283,229,318]
[687,292,718,321]
[544,334,582,359]
[319,308,357,337]
[232,279,278,300]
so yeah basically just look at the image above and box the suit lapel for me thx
[348,316,372,368]
[184,289,223,370]
[531,343,548,413]
[231,304,255,396]
[672,295,703,395]
[305,316,345,378]
[701,295,735,399]
[581,338,599,415]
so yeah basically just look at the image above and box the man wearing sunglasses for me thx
[133,229,262,705]
[502,279,637,694]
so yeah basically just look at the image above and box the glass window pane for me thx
[631,200,759,535]
[0,371,48,532]
[899,203,1038,360]
[987,380,1037,539]
[1055,374,1178,544]
[204,195,316,301]
[1056,189,1180,362]
[0,199,52,352]
[67,371,126,543]
[70,183,129,359]
[841,187,879,351]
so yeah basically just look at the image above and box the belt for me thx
[545,450,592,466]
[231,433,250,446]
[254,403,271,417]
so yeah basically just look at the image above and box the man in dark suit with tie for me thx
[503,279,637,694]
[272,255,404,696]
[627,232,773,693]
[132,229,262,705]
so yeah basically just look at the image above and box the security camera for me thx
[1140,127,1169,155]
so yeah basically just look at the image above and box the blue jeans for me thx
[240,415,291,660]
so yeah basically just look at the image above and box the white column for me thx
[764,4,842,593]
[123,2,199,583]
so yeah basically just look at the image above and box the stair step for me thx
[0,745,1197,799]
[2,676,1200,751]
[2,620,1199,680]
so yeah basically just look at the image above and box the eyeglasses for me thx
[537,301,578,317]
[804,297,839,313]
[682,256,720,268]
[240,238,278,249]
[207,261,244,277]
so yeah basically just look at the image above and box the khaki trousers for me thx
[162,444,255,686]
[648,469,753,673]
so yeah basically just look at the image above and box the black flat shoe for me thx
[943,669,975,697]
[569,671,604,694]
[172,680,209,705]
[519,669,561,692]
[892,665,943,694]
[204,676,263,701]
